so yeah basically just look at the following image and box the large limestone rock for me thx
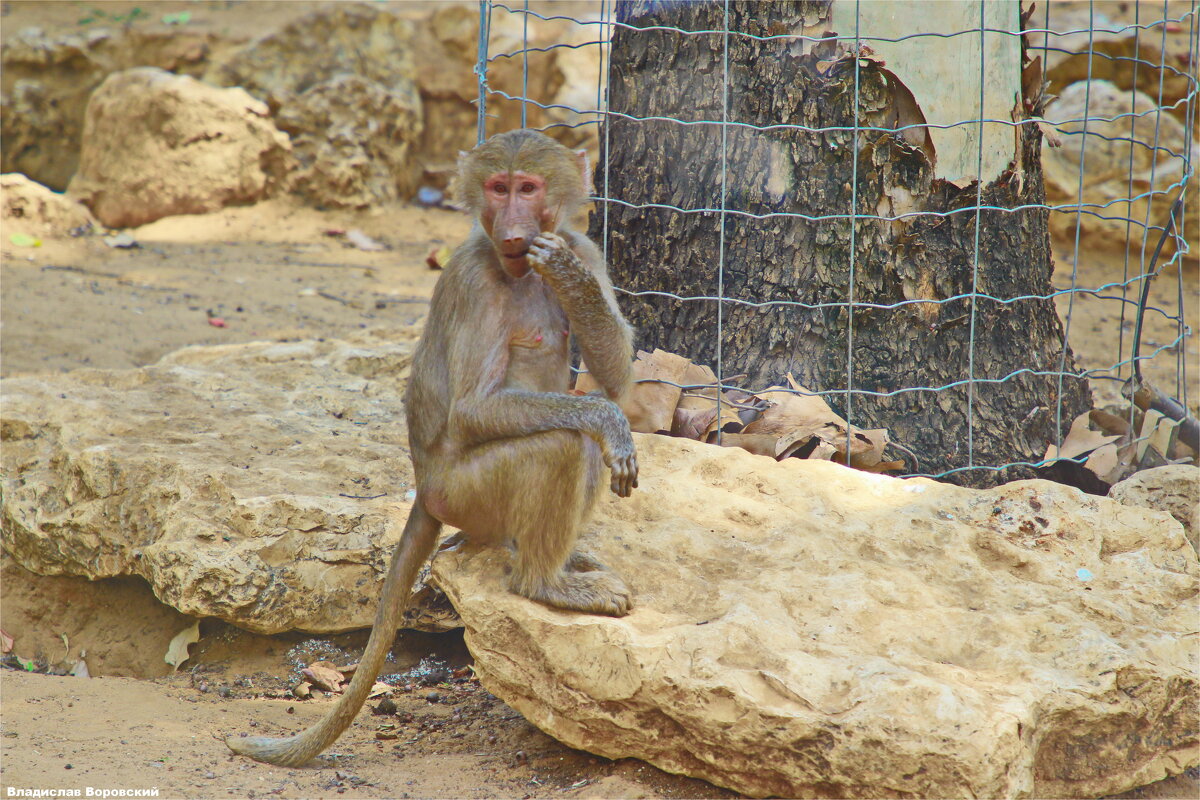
[1109,465,1200,555]
[1,25,216,191]
[275,74,423,209]
[0,333,457,634]
[206,3,423,206]
[66,67,294,228]
[2,173,95,237]
[434,434,1198,799]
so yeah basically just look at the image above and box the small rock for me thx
[372,697,397,716]
[102,232,138,249]
[1,174,96,239]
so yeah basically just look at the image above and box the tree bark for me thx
[590,0,1092,486]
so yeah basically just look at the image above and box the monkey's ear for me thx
[575,149,593,195]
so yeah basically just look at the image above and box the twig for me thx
[338,492,387,500]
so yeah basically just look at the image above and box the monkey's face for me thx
[481,171,554,278]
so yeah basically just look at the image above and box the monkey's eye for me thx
[519,182,538,194]
[493,183,509,195]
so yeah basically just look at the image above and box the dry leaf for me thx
[578,350,692,433]
[368,681,393,698]
[1084,442,1121,480]
[673,363,742,440]
[627,349,692,432]
[671,405,717,440]
[1139,410,1179,464]
[164,620,200,671]
[1044,411,1120,462]
[302,660,345,693]
[70,659,90,678]
[292,681,313,700]
[1,628,13,654]
[844,428,890,469]
[1089,409,1131,438]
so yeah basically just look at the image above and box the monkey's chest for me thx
[504,296,570,392]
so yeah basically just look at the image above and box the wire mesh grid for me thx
[474,0,1197,484]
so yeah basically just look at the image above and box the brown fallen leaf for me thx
[671,405,718,440]
[743,377,842,438]
[671,363,742,440]
[292,681,313,700]
[579,350,693,433]
[302,660,345,693]
[0,628,13,654]
[844,428,891,469]
[1044,411,1120,462]
[1089,408,1131,438]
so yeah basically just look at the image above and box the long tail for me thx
[226,504,442,766]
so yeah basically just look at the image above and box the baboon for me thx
[226,129,638,766]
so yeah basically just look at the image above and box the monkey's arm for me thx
[529,233,633,404]
[448,337,637,497]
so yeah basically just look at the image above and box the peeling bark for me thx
[590,0,1091,486]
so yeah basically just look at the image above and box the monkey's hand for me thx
[601,412,639,498]
[527,232,585,282]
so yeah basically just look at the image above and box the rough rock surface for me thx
[0,333,457,634]
[409,5,588,184]
[66,67,294,228]
[1,173,95,237]
[434,435,1198,799]
[207,3,422,205]
[1109,465,1200,555]
[0,25,216,191]
[275,74,423,209]
[1042,80,1196,251]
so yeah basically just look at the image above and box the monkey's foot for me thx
[524,570,632,616]
[566,550,610,573]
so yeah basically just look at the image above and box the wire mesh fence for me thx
[474,0,1197,486]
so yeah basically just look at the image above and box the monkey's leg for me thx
[447,431,631,616]
[226,504,442,766]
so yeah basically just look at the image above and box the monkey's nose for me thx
[501,234,530,258]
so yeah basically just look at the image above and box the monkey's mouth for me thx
[501,249,529,261]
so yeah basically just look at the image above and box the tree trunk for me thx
[590,0,1092,486]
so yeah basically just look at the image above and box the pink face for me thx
[480,171,553,277]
